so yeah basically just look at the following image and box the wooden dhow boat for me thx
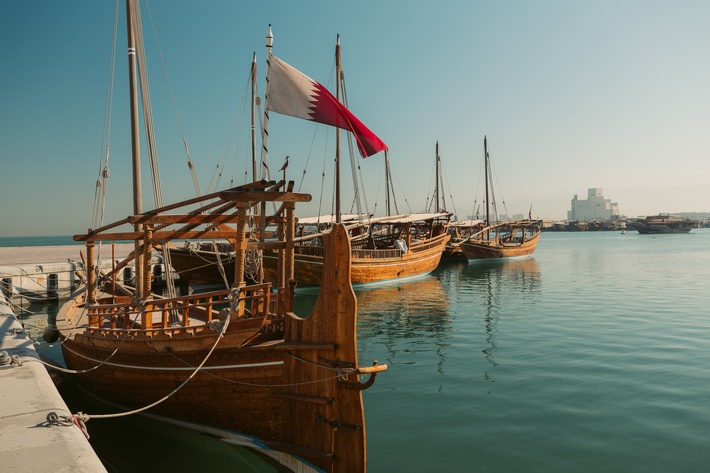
[56,182,387,472]
[461,219,541,259]
[167,210,451,288]
[461,137,541,259]
[57,3,385,470]
[263,212,451,287]
[628,214,694,234]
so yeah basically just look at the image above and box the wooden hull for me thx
[636,227,692,234]
[440,242,467,262]
[629,215,694,234]
[634,223,693,234]
[461,233,540,259]
[263,233,449,286]
[58,225,376,473]
[461,227,540,259]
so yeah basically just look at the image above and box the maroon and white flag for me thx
[267,55,387,158]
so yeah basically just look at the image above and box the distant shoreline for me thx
[0,236,79,248]
[0,243,135,265]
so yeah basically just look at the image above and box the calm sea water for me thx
[0,235,78,247]
[19,229,710,472]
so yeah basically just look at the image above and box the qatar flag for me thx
[266,55,387,158]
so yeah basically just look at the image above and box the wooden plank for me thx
[219,190,312,203]
[127,213,240,225]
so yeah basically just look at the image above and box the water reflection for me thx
[356,276,451,374]
[449,257,541,382]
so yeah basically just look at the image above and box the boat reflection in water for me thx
[355,276,451,373]
[449,257,541,384]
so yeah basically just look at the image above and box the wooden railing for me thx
[351,248,402,259]
[409,233,447,253]
[86,283,272,331]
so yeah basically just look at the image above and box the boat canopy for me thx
[369,212,452,225]
[450,219,485,228]
[297,213,372,225]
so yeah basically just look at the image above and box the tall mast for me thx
[335,34,342,223]
[384,149,391,217]
[126,0,143,297]
[251,51,264,283]
[484,136,490,227]
[250,51,258,181]
[435,141,440,213]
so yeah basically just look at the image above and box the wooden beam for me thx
[127,214,240,225]
[75,230,240,241]
[76,230,289,250]
[219,190,312,203]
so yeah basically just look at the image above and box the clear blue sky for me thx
[2,1,709,237]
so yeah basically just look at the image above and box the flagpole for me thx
[335,34,342,224]
[260,25,273,181]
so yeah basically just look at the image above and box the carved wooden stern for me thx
[281,224,380,472]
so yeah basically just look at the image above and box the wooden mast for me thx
[484,136,490,227]
[126,0,144,297]
[435,141,440,213]
[384,150,391,216]
[250,51,265,283]
[335,34,342,223]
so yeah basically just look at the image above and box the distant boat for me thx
[628,214,694,234]
[460,136,541,259]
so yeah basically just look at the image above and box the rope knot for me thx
[337,367,356,381]
[73,412,91,439]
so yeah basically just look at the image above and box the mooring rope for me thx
[162,349,352,388]
[45,288,237,427]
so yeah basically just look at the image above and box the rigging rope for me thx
[144,0,200,197]
[90,0,120,276]
[216,65,252,192]
[137,1,186,304]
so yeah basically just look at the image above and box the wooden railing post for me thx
[285,202,295,284]
[233,202,248,288]
[86,240,100,327]
[86,240,95,304]
[143,224,153,296]
[277,216,285,290]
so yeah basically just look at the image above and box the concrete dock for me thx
[1,244,138,302]
[0,293,107,472]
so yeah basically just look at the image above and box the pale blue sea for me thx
[19,229,710,472]
[0,235,78,247]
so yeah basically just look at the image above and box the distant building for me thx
[568,188,619,221]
